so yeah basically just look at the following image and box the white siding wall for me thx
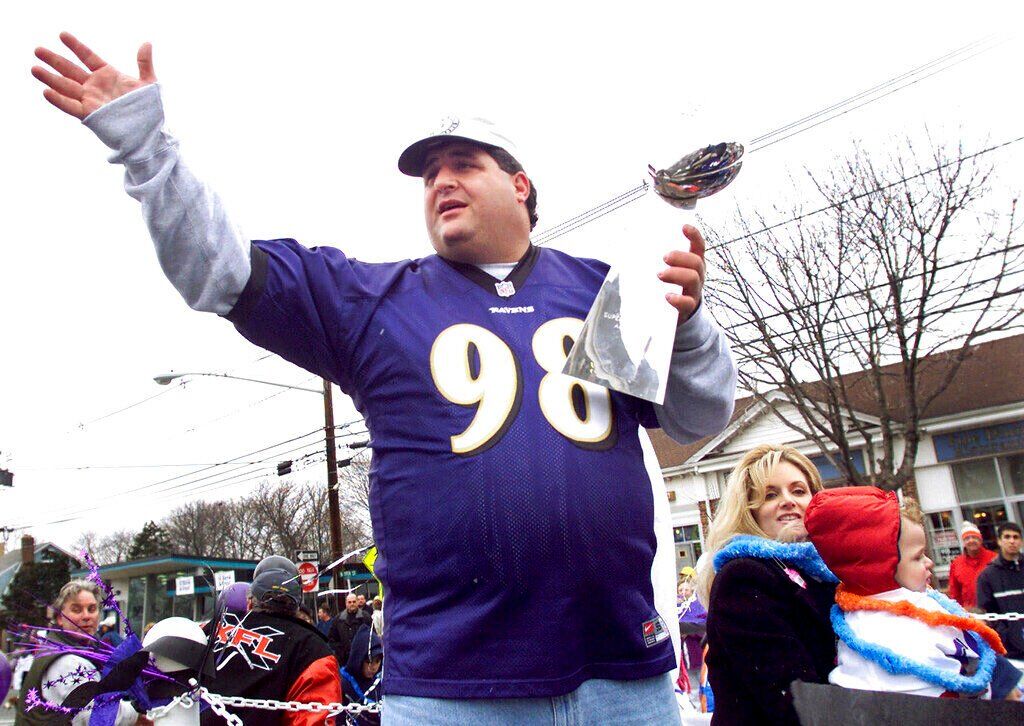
[916,433,938,466]
[728,403,804,451]
[914,465,957,511]
[666,472,705,527]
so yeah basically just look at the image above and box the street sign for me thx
[296,550,319,562]
[175,576,195,596]
[297,561,319,593]
[214,570,236,592]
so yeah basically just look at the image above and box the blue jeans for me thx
[382,673,680,725]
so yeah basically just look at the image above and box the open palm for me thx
[32,32,155,120]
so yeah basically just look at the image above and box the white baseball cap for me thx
[398,115,522,176]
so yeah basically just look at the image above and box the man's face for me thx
[422,142,530,263]
[998,529,1022,560]
[346,595,358,613]
[318,608,331,622]
[356,594,366,608]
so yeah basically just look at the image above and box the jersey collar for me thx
[441,244,541,299]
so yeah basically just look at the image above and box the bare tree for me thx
[163,501,232,558]
[159,477,371,561]
[708,138,1023,490]
[74,529,137,565]
[338,454,371,526]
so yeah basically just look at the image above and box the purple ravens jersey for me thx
[227,241,677,697]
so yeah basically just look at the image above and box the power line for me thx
[749,37,997,145]
[18,425,369,472]
[66,385,178,434]
[748,38,1008,152]
[706,134,1024,253]
[65,353,287,434]
[731,284,1024,366]
[528,37,1007,248]
[13,418,369,530]
[711,240,1024,333]
[532,183,648,247]
[9,428,325,528]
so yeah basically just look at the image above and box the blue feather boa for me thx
[713,535,839,583]
[831,589,996,694]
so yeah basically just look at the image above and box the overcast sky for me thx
[2,1,1022,550]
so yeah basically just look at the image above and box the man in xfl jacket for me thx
[206,556,341,725]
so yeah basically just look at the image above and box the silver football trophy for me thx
[563,142,744,403]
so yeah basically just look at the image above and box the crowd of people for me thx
[5,557,381,725]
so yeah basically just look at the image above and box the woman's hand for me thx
[776,519,809,543]
[32,33,156,120]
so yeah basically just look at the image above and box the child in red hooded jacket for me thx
[804,487,1006,698]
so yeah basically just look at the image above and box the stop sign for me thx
[297,561,319,593]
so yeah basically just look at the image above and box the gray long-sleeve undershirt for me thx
[83,84,736,443]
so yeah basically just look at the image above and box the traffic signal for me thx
[276,460,293,476]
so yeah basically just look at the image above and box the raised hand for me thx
[32,32,155,120]
[658,224,707,323]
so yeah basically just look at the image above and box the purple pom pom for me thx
[218,582,251,614]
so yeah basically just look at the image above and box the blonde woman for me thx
[699,444,838,725]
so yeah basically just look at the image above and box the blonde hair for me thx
[697,444,824,604]
[900,496,923,526]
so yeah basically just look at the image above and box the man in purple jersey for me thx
[32,33,736,725]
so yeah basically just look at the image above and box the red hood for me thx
[804,486,901,595]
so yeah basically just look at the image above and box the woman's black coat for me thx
[705,556,837,725]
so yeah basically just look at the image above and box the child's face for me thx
[895,520,933,592]
[362,657,383,679]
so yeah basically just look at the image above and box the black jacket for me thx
[706,557,837,725]
[976,555,1024,659]
[340,625,383,726]
[328,609,372,666]
[203,609,340,726]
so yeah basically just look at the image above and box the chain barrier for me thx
[147,682,382,722]
[138,610,1024,720]
[147,692,196,721]
[971,611,1024,622]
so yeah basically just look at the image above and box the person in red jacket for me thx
[947,521,997,610]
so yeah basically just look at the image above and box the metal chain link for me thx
[971,610,1024,622]
[146,682,381,722]
[200,688,381,716]
[147,692,195,721]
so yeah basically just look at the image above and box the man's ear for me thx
[513,171,530,203]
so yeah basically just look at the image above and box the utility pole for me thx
[323,379,343,591]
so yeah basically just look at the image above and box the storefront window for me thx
[924,510,959,566]
[998,454,1024,496]
[951,459,1002,501]
[127,576,146,635]
[959,501,1008,551]
[173,594,195,619]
